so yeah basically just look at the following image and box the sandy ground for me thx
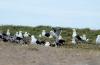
[0,42,100,65]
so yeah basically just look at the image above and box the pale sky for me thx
[0,0,100,29]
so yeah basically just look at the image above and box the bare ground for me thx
[0,42,100,65]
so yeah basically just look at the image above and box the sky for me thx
[0,0,100,29]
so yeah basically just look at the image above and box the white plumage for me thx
[72,38,76,44]
[72,29,77,44]
[96,35,100,44]
[6,29,10,36]
[24,32,29,37]
[31,35,37,44]
[58,35,63,39]
[18,31,23,38]
[81,34,89,42]
[72,29,77,38]
[49,35,53,38]
[42,30,46,36]
[50,30,55,36]
[15,32,19,37]
[50,30,58,38]
[45,42,50,47]
[82,34,87,41]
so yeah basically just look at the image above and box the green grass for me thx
[0,25,100,47]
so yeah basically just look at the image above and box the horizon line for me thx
[0,24,100,30]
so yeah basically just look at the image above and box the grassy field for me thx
[0,25,100,44]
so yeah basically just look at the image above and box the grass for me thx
[0,25,100,49]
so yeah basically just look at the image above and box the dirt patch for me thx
[0,42,100,65]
